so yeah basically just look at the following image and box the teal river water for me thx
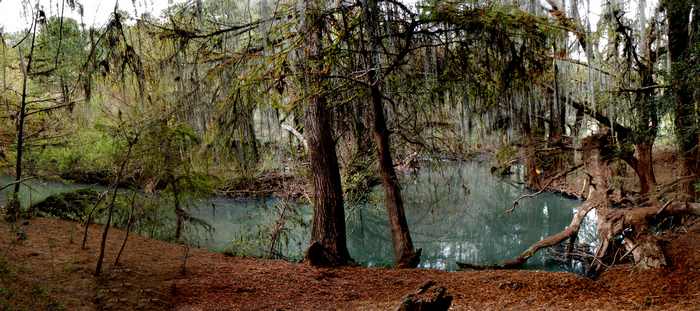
[0,161,596,272]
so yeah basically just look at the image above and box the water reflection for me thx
[190,161,594,271]
[0,161,596,272]
[0,175,105,207]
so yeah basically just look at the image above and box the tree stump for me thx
[396,281,453,311]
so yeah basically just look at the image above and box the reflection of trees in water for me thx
[346,205,394,266]
[90,161,585,271]
[344,162,582,271]
[190,198,311,259]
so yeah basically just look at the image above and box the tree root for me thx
[592,201,700,271]
[305,241,354,267]
[460,201,596,270]
[465,132,700,273]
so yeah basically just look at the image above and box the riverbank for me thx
[523,147,681,200]
[0,217,698,310]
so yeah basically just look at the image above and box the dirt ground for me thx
[0,148,698,310]
[0,216,697,311]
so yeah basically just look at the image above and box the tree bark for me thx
[363,0,420,268]
[631,143,657,194]
[667,0,698,199]
[302,0,352,267]
[173,179,184,241]
[522,121,543,190]
[95,140,136,275]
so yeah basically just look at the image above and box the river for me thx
[0,161,596,272]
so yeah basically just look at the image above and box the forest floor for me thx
[0,217,698,310]
[0,149,698,311]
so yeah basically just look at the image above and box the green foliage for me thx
[28,128,118,178]
[495,144,517,165]
[32,17,88,87]
[343,155,380,204]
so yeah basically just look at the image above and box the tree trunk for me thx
[667,1,698,199]
[302,0,352,267]
[95,141,135,275]
[363,0,420,268]
[173,180,184,241]
[8,15,38,221]
[633,143,656,194]
[523,122,542,190]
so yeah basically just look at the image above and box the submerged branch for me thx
[506,164,583,214]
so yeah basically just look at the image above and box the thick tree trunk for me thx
[302,0,352,267]
[370,89,420,267]
[229,91,259,173]
[667,1,698,199]
[632,143,656,194]
[364,0,420,268]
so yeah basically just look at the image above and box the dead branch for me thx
[459,201,596,270]
[506,164,583,214]
[281,123,308,150]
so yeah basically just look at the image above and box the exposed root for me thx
[304,241,354,267]
[593,201,700,271]
[459,201,597,270]
[397,248,422,269]
[469,131,700,273]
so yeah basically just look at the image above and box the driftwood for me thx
[396,281,453,311]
